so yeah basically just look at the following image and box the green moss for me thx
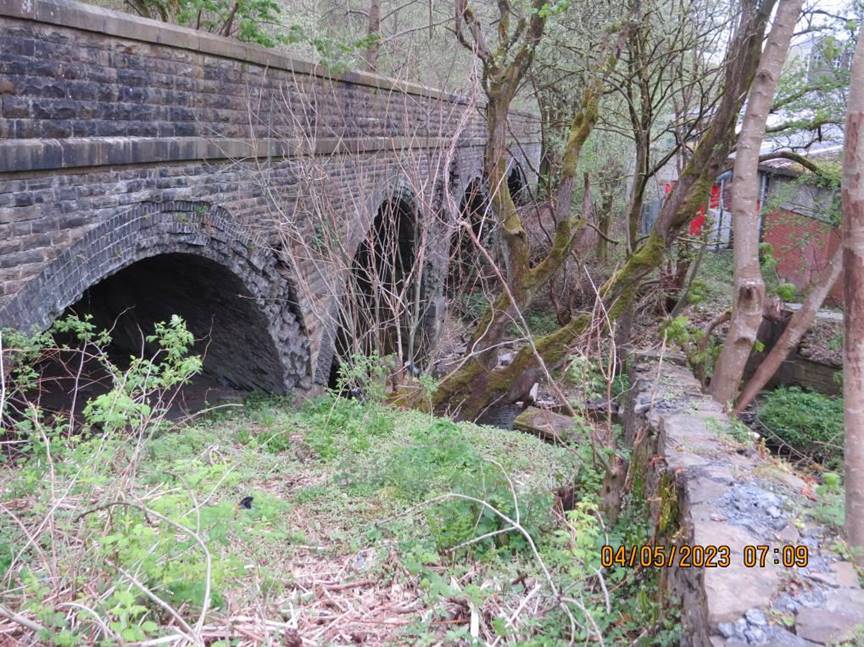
[606,232,666,319]
[656,473,680,537]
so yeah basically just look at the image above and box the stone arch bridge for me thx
[0,0,540,394]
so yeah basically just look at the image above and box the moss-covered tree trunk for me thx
[734,243,842,413]
[433,0,775,421]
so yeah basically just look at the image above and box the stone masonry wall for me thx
[625,352,863,646]
[0,0,542,389]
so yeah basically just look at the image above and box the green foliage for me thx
[341,417,554,552]
[82,315,202,433]
[3,314,202,450]
[807,471,845,528]
[331,352,389,403]
[661,315,719,376]
[504,307,561,339]
[564,355,628,404]
[375,419,481,502]
[773,41,850,144]
[821,471,842,493]
[106,589,155,642]
[776,281,798,302]
[757,386,844,467]
[538,466,681,644]
[0,529,12,579]
[524,310,561,337]
[726,417,754,444]
[96,499,247,609]
[706,416,753,446]
[0,313,676,643]
[686,279,709,305]
[811,487,845,529]
[301,396,394,460]
[759,241,778,274]
[662,315,698,347]
[128,0,285,46]
[571,418,613,499]
[565,355,608,400]
[690,249,734,310]
[535,0,574,18]
[125,0,380,69]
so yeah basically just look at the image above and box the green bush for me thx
[757,386,844,467]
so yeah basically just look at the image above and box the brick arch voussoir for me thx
[0,200,312,392]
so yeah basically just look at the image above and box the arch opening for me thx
[447,179,493,295]
[508,163,529,206]
[38,253,287,415]
[329,193,425,387]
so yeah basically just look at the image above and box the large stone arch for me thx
[0,201,311,394]
[447,175,494,293]
[507,159,530,205]
[316,181,437,384]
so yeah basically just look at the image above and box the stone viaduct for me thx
[0,0,541,394]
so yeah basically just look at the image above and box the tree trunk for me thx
[843,26,864,566]
[734,244,842,413]
[626,136,649,252]
[432,0,775,421]
[365,0,381,72]
[710,0,801,407]
[596,188,613,261]
[431,86,602,419]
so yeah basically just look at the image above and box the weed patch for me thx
[0,316,679,644]
[757,386,844,468]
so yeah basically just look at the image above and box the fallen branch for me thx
[0,603,46,634]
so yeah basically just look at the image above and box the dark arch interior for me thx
[329,195,421,387]
[508,163,529,205]
[40,253,286,415]
[447,179,492,294]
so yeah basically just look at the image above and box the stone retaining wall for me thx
[625,352,863,646]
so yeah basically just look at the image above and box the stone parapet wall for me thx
[0,0,481,148]
[625,352,863,646]
[0,0,539,170]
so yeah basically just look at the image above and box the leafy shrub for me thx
[379,419,481,502]
[564,355,628,403]
[523,310,560,337]
[777,281,798,302]
[686,279,709,305]
[757,386,844,467]
[661,315,720,379]
[758,243,800,302]
[0,531,12,579]
[565,356,607,400]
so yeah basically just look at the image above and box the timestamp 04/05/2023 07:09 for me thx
[600,543,810,569]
